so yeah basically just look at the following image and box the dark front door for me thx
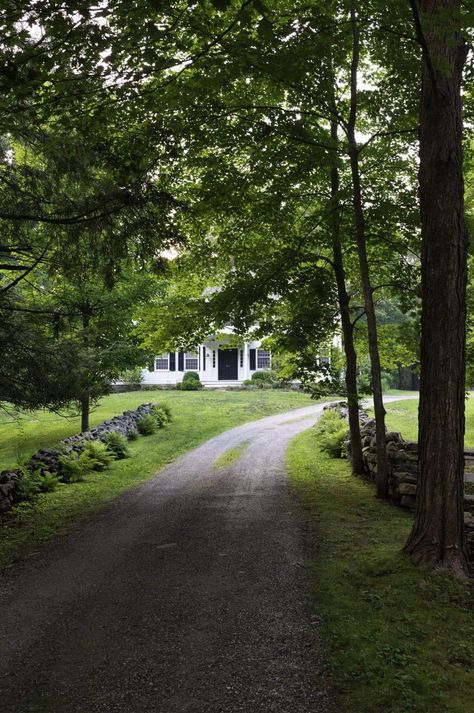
[218,349,238,380]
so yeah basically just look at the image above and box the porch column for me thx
[198,344,204,381]
[243,342,249,380]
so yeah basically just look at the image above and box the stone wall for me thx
[0,403,157,514]
[352,414,419,510]
[324,402,474,532]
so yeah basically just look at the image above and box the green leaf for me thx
[252,0,268,15]
[257,17,273,41]
[211,0,233,10]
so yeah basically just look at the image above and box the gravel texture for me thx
[0,404,335,713]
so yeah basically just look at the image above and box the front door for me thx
[218,349,238,380]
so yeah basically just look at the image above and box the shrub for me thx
[38,472,62,492]
[118,366,144,386]
[177,380,202,390]
[250,370,279,387]
[104,431,130,459]
[58,450,92,482]
[315,410,344,435]
[16,468,61,502]
[183,371,200,382]
[17,470,42,500]
[241,380,257,389]
[177,371,203,390]
[152,406,169,428]
[318,427,348,458]
[157,402,172,422]
[315,410,348,458]
[137,415,157,435]
[82,441,116,471]
[128,428,139,441]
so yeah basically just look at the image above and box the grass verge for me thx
[0,390,313,570]
[287,428,474,713]
[214,441,249,468]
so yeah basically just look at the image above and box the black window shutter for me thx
[202,346,206,371]
[178,351,185,371]
[169,352,176,371]
[249,348,256,370]
[148,360,155,372]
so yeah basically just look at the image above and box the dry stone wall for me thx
[324,402,474,534]
[0,403,157,514]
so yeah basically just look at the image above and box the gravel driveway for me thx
[0,403,337,713]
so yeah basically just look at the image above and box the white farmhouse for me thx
[142,328,271,388]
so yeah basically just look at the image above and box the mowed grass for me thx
[287,428,474,713]
[0,389,313,569]
[0,389,312,471]
[214,441,249,468]
[379,396,474,447]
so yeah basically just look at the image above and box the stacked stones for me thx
[353,416,419,510]
[0,403,157,514]
[0,471,21,513]
[331,401,419,508]
[331,401,474,534]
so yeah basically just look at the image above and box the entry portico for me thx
[141,335,271,387]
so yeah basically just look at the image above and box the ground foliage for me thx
[288,427,474,713]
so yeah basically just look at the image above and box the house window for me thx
[155,353,169,370]
[257,349,271,369]
[185,352,199,370]
[319,356,330,366]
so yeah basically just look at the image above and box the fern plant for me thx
[104,431,130,459]
[82,441,116,470]
[38,472,62,492]
[152,406,169,428]
[157,403,172,422]
[17,470,42,500]
[315,410,348,458]
[137,415,157,435]
[58,451,92,482]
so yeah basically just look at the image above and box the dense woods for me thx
[0,1,473,574]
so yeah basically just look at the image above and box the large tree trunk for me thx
[80,304,91,433]
[347,4,388,496]
[80,395,90,433]
[404,0,469,577]
[330,117,364,475]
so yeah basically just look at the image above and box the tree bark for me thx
[347,3,388,496]
[330,117,364,475]
[80,304,91,433]
[80,395,90,433]
[404,0,469,577]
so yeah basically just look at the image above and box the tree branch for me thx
[0,247,48,294]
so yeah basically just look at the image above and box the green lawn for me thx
[0,389,313,569]
[287,428,474,713]
[214,441,249,468]
[381,396,474,447]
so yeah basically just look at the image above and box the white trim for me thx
[243,342,249,380]
[256,348,271,369]
[155,354,169,371]
[140,338,270,385]
[184,351,199,371]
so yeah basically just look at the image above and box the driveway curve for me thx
[0,397,411,712]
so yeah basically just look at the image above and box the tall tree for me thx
[404,0,470,576]
[346,2,389,496]
[330,112,364,474]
